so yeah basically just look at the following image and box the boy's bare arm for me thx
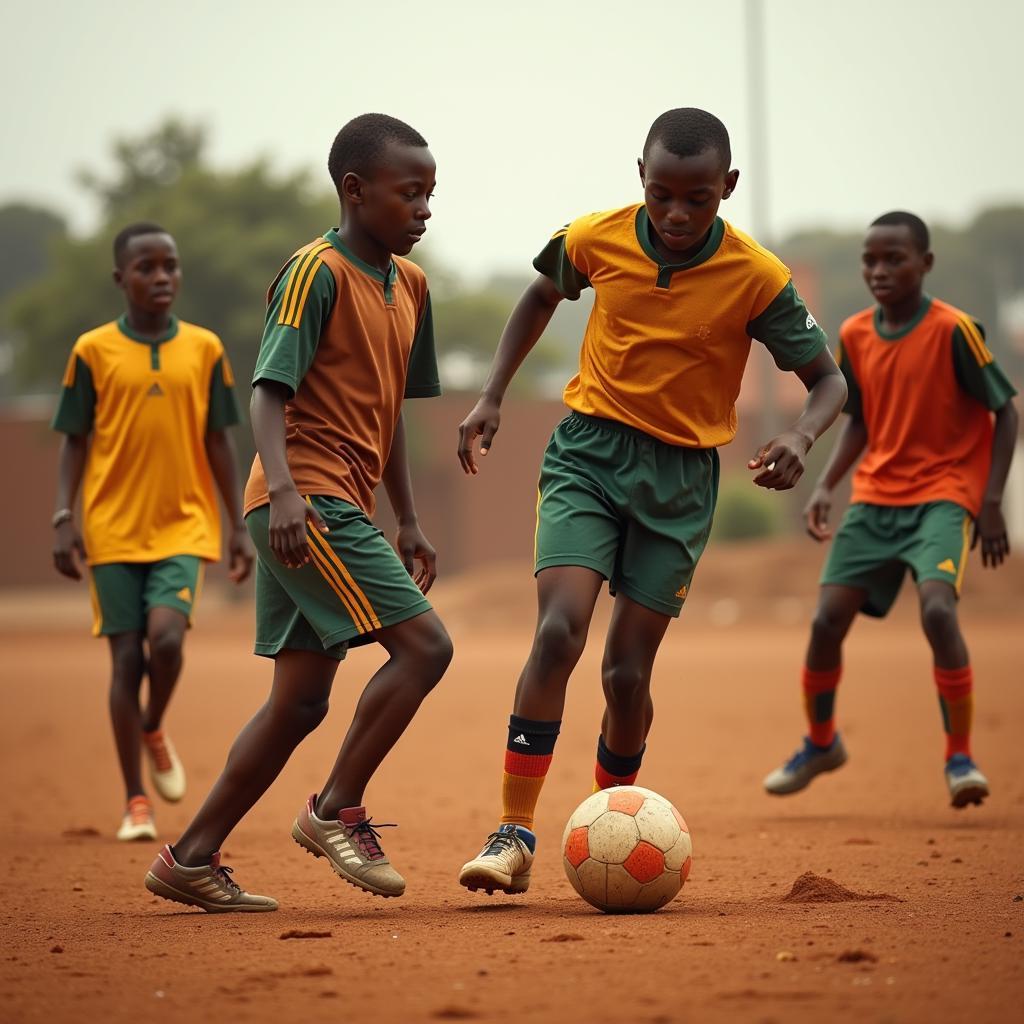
[749,349,848,493]
[53,433,88,579]
[457,274,565,474]
[802,415,869,541]
[250,381,327,569]
[204,429,253,583]
[974,397,1019,568]
[382,413,437,593]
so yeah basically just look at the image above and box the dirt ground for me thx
[1,540,1022,1023]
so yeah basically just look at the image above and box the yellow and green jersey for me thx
[52,316,240,565]
[535,203,827,447]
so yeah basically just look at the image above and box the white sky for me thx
[4,0,1023,279]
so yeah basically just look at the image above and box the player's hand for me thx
[972,499,1010,568]
[53,520,86,580]
[396,521,437,594]
[804,485,833,541]
[227,525,254,583]
[268,488,328,569]
[748,431,811,491]
[457,398,501,475]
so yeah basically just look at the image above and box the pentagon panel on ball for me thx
[561,786,692,913]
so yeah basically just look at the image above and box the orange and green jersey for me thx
[51,316,240,565]
[243,229,441,518]
[837,296,1016,516]
[534,204,827,447]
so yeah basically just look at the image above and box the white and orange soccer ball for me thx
[561,786,692,913]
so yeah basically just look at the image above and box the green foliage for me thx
[710,476,784,542]
[0,204,67,305]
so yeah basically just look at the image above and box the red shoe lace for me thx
[345,818,396,861]
[127,797,151,825]
[144,733,173,772]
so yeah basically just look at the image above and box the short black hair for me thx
[643,108,731,167]
[113,221,170,267]
[328,114,428,191]
[870,211,930,252]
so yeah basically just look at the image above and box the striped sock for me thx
[935,665,973,760]
[803,665,841,748]
[500,714,560,830]
[593,735,645,792]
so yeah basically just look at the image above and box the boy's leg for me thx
[593,594,671,790]
[171,649,338,866]
[107,631,147,800]
[142,606,187,733]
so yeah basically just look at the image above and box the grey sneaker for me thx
[291,794,405,898]
[144,845,278,912]
[945,754,989,808]
[458,823,535,895]
[764,735,848,795]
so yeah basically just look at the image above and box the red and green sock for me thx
[500,714,560,831]
[593,735,645,792]
[935,664,973,760]
[802,665,841,748]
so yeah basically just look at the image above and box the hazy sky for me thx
[4,0,1022,279]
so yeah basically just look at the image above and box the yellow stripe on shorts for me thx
[955,514,971,594]
[307,527,381,631]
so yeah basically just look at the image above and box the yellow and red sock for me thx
[500,714,560,830]
[935,664,973,760]
[803,665,841,748]
[593,735,645,792]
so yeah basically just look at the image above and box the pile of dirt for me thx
[782,871,901,903]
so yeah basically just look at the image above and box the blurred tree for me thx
[0,203,67,304]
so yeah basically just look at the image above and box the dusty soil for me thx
[1,540,1022,1023]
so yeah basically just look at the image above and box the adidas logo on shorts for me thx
[513,734,530,746]
[806,313,818,330]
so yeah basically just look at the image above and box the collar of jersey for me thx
[873,294,932,340]
[635,207,725,285]
[117,314,179,345]
[324,229,397,292]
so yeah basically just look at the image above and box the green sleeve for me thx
[405,292,442,398]
[532,230,590,300]
[951,322,1017,411]
[252,259,336,396]
[51,353,96,436]
[836,339,863,418]
[746,280,828,371]
[206,354,241,431]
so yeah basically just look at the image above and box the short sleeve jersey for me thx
[837,296,1017,516]
[533,204,827,447]
[51,316,240,565]
[243,229,441,517]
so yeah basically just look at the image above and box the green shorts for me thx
[88,555,204,637]
[534,412,720,617]
[822,501,972,617]
[246,495,432,660]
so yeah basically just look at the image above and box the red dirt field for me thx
[1,540,1022,1023]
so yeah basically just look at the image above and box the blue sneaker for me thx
[458,823,535,895]
[945,754,989,808]
[764,735,848,795]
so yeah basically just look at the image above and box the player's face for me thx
[357,143,436,256]
[114,234,181,313]
[861,225,932,306]
[639,143,738,258]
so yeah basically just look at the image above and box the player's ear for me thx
[637,157,646,187]
[112,267,124,289]
[722,168,740,199]
[341,171,365,206]
[922,250,935,273]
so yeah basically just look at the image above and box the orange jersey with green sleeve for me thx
[837,296,1017,516]
[243,230,441,517]
[533,204,827,447]
[51,317,240,565]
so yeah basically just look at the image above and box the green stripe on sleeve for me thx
[207,355,241,431]
[951,323,1018,411]
[51,354,96,436]
[532,230,590,300]
[405,292,441,398]
[747,280,828,371]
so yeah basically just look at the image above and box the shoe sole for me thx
[144,872,277,913]
[291,820,404,898]
[950,783,989,808]
[117,827,157,842]
[152,781,186,803]
[458,866,530,896]
[765,751,849,796]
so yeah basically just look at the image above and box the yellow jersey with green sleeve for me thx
[51,316,240,565]
[243,229,441,518]
[534,204,827,447]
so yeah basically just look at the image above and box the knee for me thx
[534,613,588,673]
[601,661,650,709]
[416,624,454,684]
[810,605,852,648]
[920,596,959,644]
[110,642,145,686]
[269,695,330,736]
[148,627,184,667]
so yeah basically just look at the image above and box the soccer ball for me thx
[561,786,692,913]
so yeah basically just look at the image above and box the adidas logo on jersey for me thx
[513,734,530,746]
[806,313,818,330]
[147,382,164,397]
